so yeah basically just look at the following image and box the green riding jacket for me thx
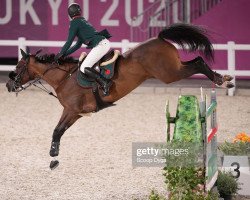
[59,16,111,57]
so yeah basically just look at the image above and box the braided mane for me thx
[35,53,78,64]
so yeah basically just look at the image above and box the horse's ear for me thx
[20,49,27,59]
[35,49,42,56]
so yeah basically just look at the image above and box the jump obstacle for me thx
[166,88,218,192]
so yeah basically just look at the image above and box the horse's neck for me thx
[37,63,71,90]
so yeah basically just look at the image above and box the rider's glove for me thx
[54,53,63,64]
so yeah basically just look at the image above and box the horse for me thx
[6,23,233,168]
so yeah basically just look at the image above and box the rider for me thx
[55,3,112,96]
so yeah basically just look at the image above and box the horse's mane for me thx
[35,53,78,64]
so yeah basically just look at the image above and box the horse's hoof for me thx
[223,75,233,82]
[217,81,235,89]
[226,81,235,88]
[50,160,59,170]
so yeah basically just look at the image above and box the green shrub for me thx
[164,166,206,199]
[219,141,250,156]
[163,140,219,199]
[148,190,166,200]
[217,171,240,196]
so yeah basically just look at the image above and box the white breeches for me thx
[80,38,111,72]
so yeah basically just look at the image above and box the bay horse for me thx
[6,23,233,167]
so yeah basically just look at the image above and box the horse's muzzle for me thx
[6,80,16,92]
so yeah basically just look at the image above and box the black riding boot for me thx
[84,67,113,96]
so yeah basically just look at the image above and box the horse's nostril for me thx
[9,71,17,80]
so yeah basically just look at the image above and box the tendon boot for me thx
[84,67,113,96]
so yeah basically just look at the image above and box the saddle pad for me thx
[100,63,115,80]
[76,60,116,88]
[76,71,97,88]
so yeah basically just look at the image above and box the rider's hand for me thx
[54,53,63,64]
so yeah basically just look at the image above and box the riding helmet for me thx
[68,3,81,18]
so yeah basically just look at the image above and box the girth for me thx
[92,86,114,112]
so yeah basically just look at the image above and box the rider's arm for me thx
[64,39,82,56]
[59,23,77,56]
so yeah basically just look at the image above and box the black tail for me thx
[158,23,214,61]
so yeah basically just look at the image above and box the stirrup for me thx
[84,67,112,96]
[101,87,111,96]
[98,79,113,96]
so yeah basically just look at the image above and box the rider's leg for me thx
[80,39,112,95]
[80,39,111,72]
[84,67,112,95]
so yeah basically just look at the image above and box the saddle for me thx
[79,49,120,68]
[76,49,120,88]
[76,49,120,112]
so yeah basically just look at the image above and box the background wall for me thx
[192,0,250,70]
[0,0,249,71]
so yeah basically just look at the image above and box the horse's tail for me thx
[158,23,214,61]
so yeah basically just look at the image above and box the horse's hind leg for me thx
[50,109,81,157]
[182,56,234,88]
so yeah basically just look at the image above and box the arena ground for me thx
[0,78,250,199]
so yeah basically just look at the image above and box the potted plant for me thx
[219,132,250,156]
[219,132,250,196]
[217,171,240,200]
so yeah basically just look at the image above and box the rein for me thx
[32,63,78,98]
[33,80,58,98]
[14,78,58,98]
[41,62,78,89]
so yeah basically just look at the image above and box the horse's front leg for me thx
[50,109,81,157]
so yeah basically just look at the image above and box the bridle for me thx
[9,56,78,98]
[9,56,55,98]
[9,58,39,93]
